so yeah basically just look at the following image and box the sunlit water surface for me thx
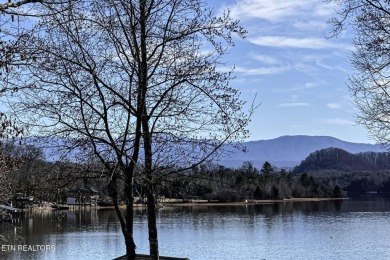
[1,195,390,260]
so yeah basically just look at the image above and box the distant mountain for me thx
[18,135,385,169]
[218,135,385,168]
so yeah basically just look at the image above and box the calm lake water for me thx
[2,195,390,260]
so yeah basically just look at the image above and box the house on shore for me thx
[66,187,99,206]
[10,193,34,209]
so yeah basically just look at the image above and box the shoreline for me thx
[163,197,347,207]
[28,197,347,211]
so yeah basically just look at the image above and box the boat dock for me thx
[0,205,22,223]
[0,205,21,213]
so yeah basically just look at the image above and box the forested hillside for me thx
[294,147,390,173]
[294,147,390,194]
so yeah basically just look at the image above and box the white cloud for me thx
[315,60,350,73]
[227,0,331,23]
[313,2,338,16]
[248,36,338,49]
[327,103,342,109]
[292,62,319,75]
[278,102,310,108]
[272,81,323,93]
[321,118,355,125]
[292,20,328,31]
[234,65,290,75]
[305,81,323,89]
[250,53,281,65]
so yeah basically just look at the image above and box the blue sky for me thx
[212,0,374,144]
[2,1,372,144]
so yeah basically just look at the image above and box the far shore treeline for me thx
[5,143,390,204]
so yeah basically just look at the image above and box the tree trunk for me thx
[139,0,159,258]
[142,114,159,259]
[109,174,136,260]
[142,129,159,259]
[125,180,136,260]
[146,187,159,260]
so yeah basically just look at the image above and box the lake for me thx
[1,195,390,260]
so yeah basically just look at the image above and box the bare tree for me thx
[7,0,251,259]
[328,1,390,146]
[0,0,71,77]
[0,114,22,211]
[0,147,19,203]
[0,0,70,225]
[0,141,22,241]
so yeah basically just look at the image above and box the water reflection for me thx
[1,197,390,260]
